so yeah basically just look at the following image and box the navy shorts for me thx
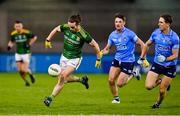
[111,59,134,75]
[150,62,176,78]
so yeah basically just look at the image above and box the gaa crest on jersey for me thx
[123,37,127,42]
[71,34,75,39]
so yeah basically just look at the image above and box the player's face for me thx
[14,23,23,32]
[115,17,125,31]
[158,17,169,31]
[68,21,78,32]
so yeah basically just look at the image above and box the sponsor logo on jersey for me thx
[117,44,127,50]
[157,44,170,51]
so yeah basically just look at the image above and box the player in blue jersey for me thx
[141,14,179,108]
[101,13,148,103]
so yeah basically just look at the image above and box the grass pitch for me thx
[0,73,180,115]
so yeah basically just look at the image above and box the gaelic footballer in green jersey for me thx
[60,23,93,59]
[10,28,34,54]
[44,14,102,107]
[7,21,37,86]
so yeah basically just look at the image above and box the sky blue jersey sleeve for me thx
[149,31,156,42]
[108,33,114,46]
[172,33,180,49]
[130,31,138,42]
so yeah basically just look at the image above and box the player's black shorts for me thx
[150,62,176,78]
[111,59,134,75]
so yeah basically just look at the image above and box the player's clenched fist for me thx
[137,57,150,67]
[45,40,52,48]
[95,59,101,69]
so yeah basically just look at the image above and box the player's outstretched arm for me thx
[89,39,101,59]
[29,36,37,46]
[102,44,111,55]
[89,39,102,69]
[141,39,152,59]
[45,26,61,48]
[137,39,151,67]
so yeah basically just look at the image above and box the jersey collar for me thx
[161,28,173,36]
[115,27,126,33]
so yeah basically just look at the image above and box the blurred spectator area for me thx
[0,0,180,54]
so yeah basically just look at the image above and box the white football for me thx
[48,64,61,77]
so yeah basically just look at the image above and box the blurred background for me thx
[0,0,180,73]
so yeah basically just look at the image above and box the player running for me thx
[44,14,102,107]
[141,14,179,108]
[100,13,149,104]
[7,21,37,86]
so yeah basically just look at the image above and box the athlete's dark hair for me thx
[115,13,126,22]
[160,14,173,24]
[15,20,22,24]
[68,14,81,25]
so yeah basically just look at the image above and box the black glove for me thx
[7,46,11,51]
[24,43,30,49]
[26,44,30,49]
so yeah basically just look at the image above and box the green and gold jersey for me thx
[10,29,34,54]
[60,24,93,59]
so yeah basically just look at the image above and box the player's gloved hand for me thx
[95,59,101,69]
[143,59,150,67]
[7,46,11,51]
[25,43,30,49]
[99,50,103,59]
[45,40,52,48]
[137,57,144,65]
[157,54,166,62]
[137,57,150,67]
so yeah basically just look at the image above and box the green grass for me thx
[0,73,180,115]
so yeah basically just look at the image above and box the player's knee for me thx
[59,72,68,80]
[145,84,153,90]
[18,67,28,73]
[160,87,166,93]
[18,69,25,74]
[117,83,123,88]
[108,78,115,85]
[160,89,166,94]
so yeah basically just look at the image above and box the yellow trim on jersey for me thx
[79,27,87,38]
[21,29,30,33]
[11,30,18,36]
[11,29,30,36]
[63,24,69,28]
